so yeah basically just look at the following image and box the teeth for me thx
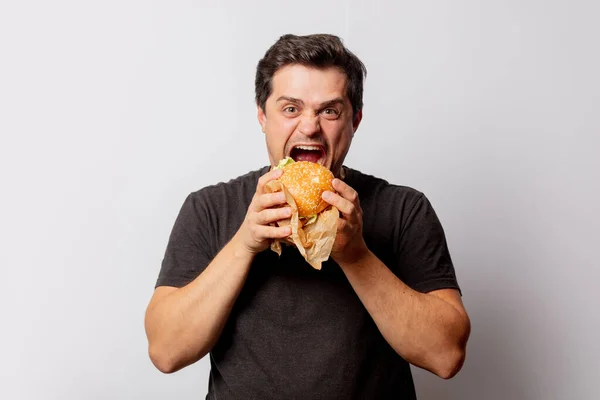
[295,145,322,151]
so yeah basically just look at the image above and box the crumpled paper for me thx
[264,180,339,270]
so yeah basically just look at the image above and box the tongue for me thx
[293,150,322,163]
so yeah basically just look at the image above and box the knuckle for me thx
[271,192,285,204]
[257,211,267,225]
[257,176,267,189]
[257,194,267,209]
[268,192,280,206]
[263,193,281,209]
[258,210,268,223]
[251,197,262,212]
[273,208,284,221]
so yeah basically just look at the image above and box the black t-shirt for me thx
[156,166,460,400]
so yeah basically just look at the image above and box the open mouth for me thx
[290,145,326,164]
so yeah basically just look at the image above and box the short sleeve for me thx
[395,194,461,295]
[155,193,215,288]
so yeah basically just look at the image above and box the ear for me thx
[257,105,267,133]
[352,109,363,135]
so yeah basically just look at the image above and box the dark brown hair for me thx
[255,34,367,116]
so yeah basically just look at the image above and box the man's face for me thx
[258,64,362,177]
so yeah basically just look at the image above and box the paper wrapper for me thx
[264,180,339,270]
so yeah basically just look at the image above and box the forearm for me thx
[145,233,254,373]
[339,250,470,379]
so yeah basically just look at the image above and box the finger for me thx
[322,190,355,217]
[331,178,359,205]
[252,224,292,240]
[255,206,293,225]
[256,168,284,194]
[257,191,288,210]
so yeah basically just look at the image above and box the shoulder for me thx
[175,166,269,253]
[187,166,269,210]
[343,166,425,212]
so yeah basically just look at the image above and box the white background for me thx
[1,1,599,399]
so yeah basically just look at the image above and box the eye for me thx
[283,106,298,114]
[321,108,340,118]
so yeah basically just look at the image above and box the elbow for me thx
[435,317,470,380]
[148,342,210,374]
[435,346,467,379]
[149,345,179,374]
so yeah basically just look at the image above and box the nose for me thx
[297,114,321,137]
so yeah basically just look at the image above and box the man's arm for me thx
[145,168,292,374]
[323,179,471,379]
[338,251,470,379]
[145,235,253,374]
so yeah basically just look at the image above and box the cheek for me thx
[265,117,297,148]
[323,122,352,147]
[267,117,296,138]
[280,117,298,133]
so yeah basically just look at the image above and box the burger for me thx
[265,157,339,269]
[272,157,335,227]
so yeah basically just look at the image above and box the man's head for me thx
[255,34,367,177]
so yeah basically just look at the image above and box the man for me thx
[145,34,470,399]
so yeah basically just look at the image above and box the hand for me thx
[322,178,369,265]
[235,168,293,255]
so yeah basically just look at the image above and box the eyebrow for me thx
[276,96,345,108]
[276,96,304,105]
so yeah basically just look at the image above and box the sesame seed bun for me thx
[278,161,335,218]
